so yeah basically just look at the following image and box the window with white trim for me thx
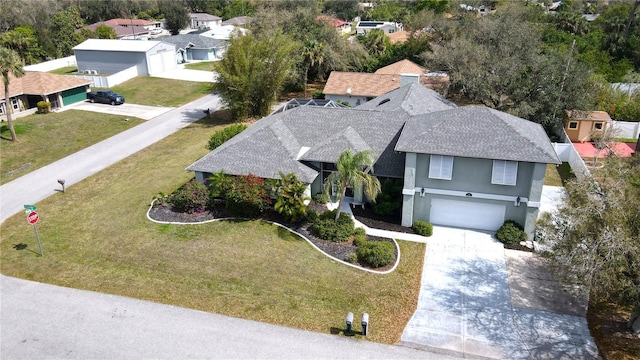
[11,98,19,111]
[429,155,453,180]
[492,160,518,186]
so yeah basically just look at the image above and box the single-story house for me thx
[0,72,91,120]
[83,18,162,38]
[323,59,450,106]
[198,25,249,41]
[189,13,222,29]
[73,39,177,76]
[157,34,226,62]
[564,110,612,143]
[221,16,252,27]
[316,15,352,34]
[187,83,560,239]
[355,21,403,35]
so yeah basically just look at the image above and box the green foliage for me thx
[537,157,640,314]
[371,178,402,216]
[0,25,38,65]
[214,31,297,121]
[311,90,324,99]
[49,5,84,58]
[323,0,359,21]
[496,220,527,244]
[345,253,359,264]
[210,172,272,217]
[311,210,355,243]
[274,172,309,223]
[413,220,433,237]
[36,101,50,114]
[159,0,190,35]
[323,150,381,221]
[313,192,330,204]
[356,240,395,268]
[167,179,209,214]
[353,227,367,247]
[206,124,247,151]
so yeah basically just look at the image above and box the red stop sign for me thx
[27,211,39,225]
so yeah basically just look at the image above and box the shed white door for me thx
[148,51,175,75]
[430,198,506,231]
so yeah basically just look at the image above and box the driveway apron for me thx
[400,228,529,359]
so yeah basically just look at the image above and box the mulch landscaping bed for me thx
[148,201,398,271]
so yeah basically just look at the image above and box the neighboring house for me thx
[83,18,162,38]
[73,39,177,76]
[188,83,559,239]
[355,21,402,35]
[221,16,252,27]
[564,110,612,143]
[0,72,91,120]
[323,59,449,106]
[197,25,248,41]
[316,15,352,34]
[157,34,226,62]
[189,13,222,29]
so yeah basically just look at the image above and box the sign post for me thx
[26,210,43,256]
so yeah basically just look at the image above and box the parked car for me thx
[86,90,125,105]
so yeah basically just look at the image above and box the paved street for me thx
[0,94,220,224]
[0,275,457,360]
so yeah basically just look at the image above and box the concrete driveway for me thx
[399,227,600,359]
[63,101,174,120]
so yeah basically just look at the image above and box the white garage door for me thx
[430,198,506,231]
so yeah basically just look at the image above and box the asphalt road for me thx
[0,275,456,360]
[0,94,220,225]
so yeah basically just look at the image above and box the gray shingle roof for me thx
[188,84,560,184]
[156,34,224,50]
[395,106,561,164]
[355,82,456,115]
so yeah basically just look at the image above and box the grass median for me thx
[0,114,424,345]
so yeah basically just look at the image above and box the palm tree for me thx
[323,150,381,221]
[301,39,324,98]
[0,47,24,142]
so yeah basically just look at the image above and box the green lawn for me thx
[184,61,217,72]
[0,114,425,345]
[48,66,78,75]
[544,163,575,187]
[110,77,213,107]
[0,110,144,184]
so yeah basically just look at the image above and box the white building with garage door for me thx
[73,39,177,76]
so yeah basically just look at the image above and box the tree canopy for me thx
[538,157,640,328]
[214,31,297,121]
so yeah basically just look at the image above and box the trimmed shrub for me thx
[413,220,433,237]
[353,227,367,247]
[211,172,272,217]
[313,192,330,204]
[496,220,527,244]
[312,210,355,243]
[371,178,402,216]
[345,253,358,264]
[306,209,319,223]
[36,101,51,114]
[167,179,209,213]
[206,124,247,151]
[357,241,395,267]
[311,90,324,99]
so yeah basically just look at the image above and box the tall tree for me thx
[0,47,24,142]
[159,0,189,35]
[1,25,37,65]
[50,5,84,58]
[323,150,381,221]
[322,0,359,21]
[538,157,640,331]
[301,39,324,98]
[214,31,296,120]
